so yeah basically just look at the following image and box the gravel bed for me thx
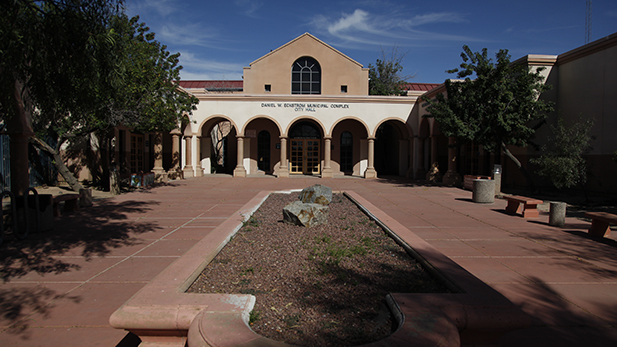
[187,192,449,346]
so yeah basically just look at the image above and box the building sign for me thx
[260,102,349,112]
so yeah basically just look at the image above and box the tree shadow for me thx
[0,198,161,335]
[500,276,617,346]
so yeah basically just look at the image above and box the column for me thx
[364,137,377,179]
[183,135,194,178]
[195,136,203,177]
[322,137,333,178]
[277,136,289,178]
[152,132,164,173]
[233,136,246,177]
[442,137,461,186]
[171,129,181,170]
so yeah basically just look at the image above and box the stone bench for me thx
[52,194,81,217]
[504,195,543,218]
[585,212,617,237]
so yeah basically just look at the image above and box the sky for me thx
[125,0,617,84]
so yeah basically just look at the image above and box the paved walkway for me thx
[1,176,617,346]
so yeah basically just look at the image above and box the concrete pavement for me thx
[1,176,616,346]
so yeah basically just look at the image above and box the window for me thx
[257,131,271,172]
[340,131,353,172]
[264,84,271,92]
[292,57,321,94]
[341,85,348,93]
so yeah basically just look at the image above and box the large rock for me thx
[283,200,329,228]
[299,184,332,205]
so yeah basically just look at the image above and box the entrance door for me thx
[290,139,320,174]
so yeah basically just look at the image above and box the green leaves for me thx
[423,45,553,154]
[531,117,595,189]
[368,46,412,96]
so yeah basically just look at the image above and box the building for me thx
[96,32,617,193]
[172,33,443,181]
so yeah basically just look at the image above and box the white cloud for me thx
[127,0,179,17]
[158,23,222,48]
[178,51,245,80]
[234,0,263,18]
[311,8,480,48]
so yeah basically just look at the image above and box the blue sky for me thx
[126,0,617,84]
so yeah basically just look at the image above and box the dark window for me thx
[340,131,353,172]
[257,131,271,172]
[264,84,271,92]
[291,57,321,94]
[341,85,348,93]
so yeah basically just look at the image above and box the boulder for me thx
[283,200,329,228]
[299,184,332,205]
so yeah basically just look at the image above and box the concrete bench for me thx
[52,194,81,217]
[585,212,617,237]
[504,195,543,218]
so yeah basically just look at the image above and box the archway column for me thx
[442,137,461,186]
[183,135,194,178]
[277,136,289,178]
[322,136,333,178]
[364,137,377,179]
[233,136,247,177]
[195,136,203,177]
[152,132,164,173]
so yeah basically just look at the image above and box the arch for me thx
[241,115,283,137]
[329,116,370,138]
[244,117,282,175]
[198,116,240,175]
[291,56,321,94]
[374,119,410,176]
[287,119,323,175]
[331,118,369,176]
[197,115,240,137]
[284,116,327,138]
[372,117,413,139]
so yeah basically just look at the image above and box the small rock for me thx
[283,200,329,227]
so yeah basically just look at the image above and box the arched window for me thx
[340,131,353,172]
[292,57,321,94]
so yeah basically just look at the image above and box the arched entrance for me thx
[375,121,404,176]
[289,121,322,175]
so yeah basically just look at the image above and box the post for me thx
[183,135,193,178]
[233,136,246,177]
[364,137,377,179]
[278,136,289,178]
[322,137,333,178]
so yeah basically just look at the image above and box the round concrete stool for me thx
[549,201,566,227]
[472,179,495,204]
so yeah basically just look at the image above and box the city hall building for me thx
[172,33,444,180]
[103,31,615,193]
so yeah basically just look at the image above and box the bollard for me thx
[472,179,495,204]
[549,201,566,227]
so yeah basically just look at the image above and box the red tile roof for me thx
[177,80,243,90]
[403,83,442,92]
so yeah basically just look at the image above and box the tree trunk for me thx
[501,142,536,191]
[30,136,84,192]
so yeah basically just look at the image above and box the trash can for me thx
[472,179,495,204]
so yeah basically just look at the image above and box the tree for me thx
[1,0,198,193]
[1,0,123,194]
[369,46,414,96]
[530,116,595,190]
[423,45,553,187]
